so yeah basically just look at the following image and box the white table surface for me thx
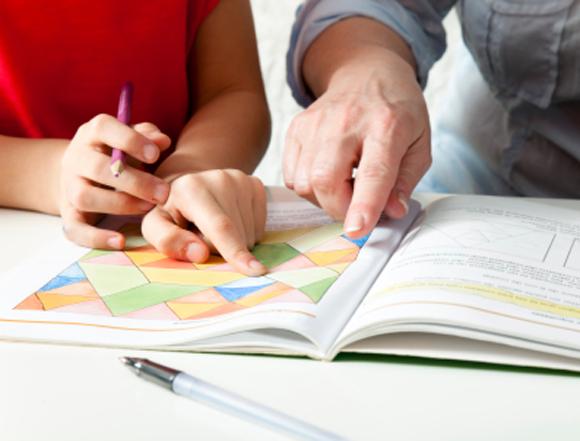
[1,200,580,441]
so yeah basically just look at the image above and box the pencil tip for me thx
[110,160,124,177]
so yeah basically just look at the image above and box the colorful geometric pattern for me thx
[15,223,369,321]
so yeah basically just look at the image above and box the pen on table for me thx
[110,81,133,177]
[120,357,346,441]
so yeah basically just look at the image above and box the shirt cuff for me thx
[287,0,445,107]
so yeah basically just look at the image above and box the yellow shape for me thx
[194,254,227,269]
[125,251,166,266]
[305,249,357,266]
[167,302,220,319]
[236,288,289,307]
[287,223,344,252]
[37,293,93,310]
[260,227,318,244]
[141,267,246,286]
[326,263,350,274]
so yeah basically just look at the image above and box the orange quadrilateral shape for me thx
[142,258,197,270]
[37,293,94,310]
[166,302,221,320]
[14,294,44,311]
[184,302,243,320]
[44,281,99,298]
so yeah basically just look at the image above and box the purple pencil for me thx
[110,81,134,177]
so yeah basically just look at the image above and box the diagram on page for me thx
[14,223,368,321]
[398,217,557,263]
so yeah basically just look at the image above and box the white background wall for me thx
[250,0,461,185]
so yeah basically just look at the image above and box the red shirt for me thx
[0,0,219,142]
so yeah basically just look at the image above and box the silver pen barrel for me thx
[121,357,179,390]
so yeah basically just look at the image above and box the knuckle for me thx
[232,248,250,263]
[124,131,143,149]
[68,184,90,209]
[214,215,236,235]
[134,122,157,132]
[209,169,231,187]
[336,105,360,132]
[75,122,90,139]
[156,231,179,256]
[310,167,336,193]
[291,112,307,130]
[294,182,312,197]
[225,168,245,181]
[89,113,111,133]
[358,161,395,182]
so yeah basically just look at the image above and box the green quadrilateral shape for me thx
[251,243,300,269]
[102,283,207,316]
[79,262,148,296]
[300,276,338,303]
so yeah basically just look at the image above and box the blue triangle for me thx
[59,263,86,279]
[38,263,87,291]
[215,283,272,302]
[342,233,370,248]
[39,275,83,292]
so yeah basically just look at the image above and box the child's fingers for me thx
[78,114,162,164]
[61,205,124,250]
[251,176,267,243]
[214,171,256,249]
[66,177,155,215]
[78,149,170,204]
[173,182,267,276]
[141,208,210,263]
[133,122,172,151]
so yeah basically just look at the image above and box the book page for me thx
[336,196,580,359]
[0,187,416,356]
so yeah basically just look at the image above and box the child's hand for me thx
[141,169,268,276]
[60,115,171,249]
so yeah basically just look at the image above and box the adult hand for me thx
[141,169,268,276]
[60,115,171,249]
[284,20,431,239]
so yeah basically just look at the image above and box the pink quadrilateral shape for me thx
[262,289,313,305]
[52,299,112,316]
[270,255,317,272]
[123,303,179,321]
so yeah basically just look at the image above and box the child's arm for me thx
[142,0,271,276]
[0,121,171,248]
[0,135,66,215]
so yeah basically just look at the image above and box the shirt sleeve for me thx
[287,0,456,107]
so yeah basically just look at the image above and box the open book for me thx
[2,187,580,372]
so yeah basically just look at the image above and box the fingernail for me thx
[144,143,158,162]
[154,184,169,204]
[398,192,409,215]
[186,243,203,261]
[248,258,266,273]
[345,213,364,233]
[107,236,123,249]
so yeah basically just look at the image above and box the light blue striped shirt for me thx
[287,0,580,197]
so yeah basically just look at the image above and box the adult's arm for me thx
[285,0,454,237]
